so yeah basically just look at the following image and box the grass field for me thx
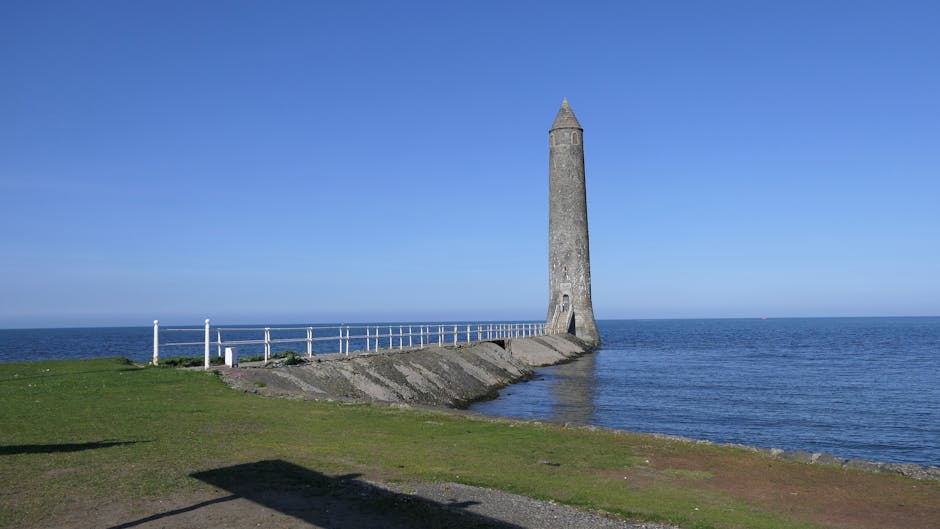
[1,357,937,528]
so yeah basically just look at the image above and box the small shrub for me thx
[282,353,306,366]
[240,350,301,363]
[254,381,267,387]
[160,356,202,368]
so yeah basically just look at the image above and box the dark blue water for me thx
[471,317,940,467]
[2,318,938,466]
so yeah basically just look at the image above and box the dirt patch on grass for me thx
[601,443,940,529]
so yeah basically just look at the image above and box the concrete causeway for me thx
[217,335,594,408]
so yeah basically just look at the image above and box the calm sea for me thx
[2,317,938,466]
[472,317,940,467]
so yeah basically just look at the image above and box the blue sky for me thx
[1,1,938,328]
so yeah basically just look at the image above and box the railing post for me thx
[366,327,371,352]
[388,326,393,349]
[345,326,350,356]
[204,318,211,370]
[409,326,413,347]
[338,326,343,354]
[466,324,470,343]
[152,320,159,366]
[216,329,222,357]
[307,327,313,357]
[399,325,403,350]
[453,325,457,345]
[419,325,424,347]
[264,327,271,362]
[438,325,443,346]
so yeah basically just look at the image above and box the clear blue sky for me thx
[2,1,938,328]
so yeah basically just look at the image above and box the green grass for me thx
[0,358,935,529]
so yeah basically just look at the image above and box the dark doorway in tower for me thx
[562,294,576,334]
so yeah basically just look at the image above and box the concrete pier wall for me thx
[220,334,594,408]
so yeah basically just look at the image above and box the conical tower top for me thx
[551,98,582,130]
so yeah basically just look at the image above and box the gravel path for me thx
[73,475,679,529]
[382,480,678,529]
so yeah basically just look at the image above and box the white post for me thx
[366,326,371,352]
[307,327,313,357]
[388,326,393,349]
[376,326,380,350]
[466,324,470,343]
[438,325,443,346]
[345,326,350,356]
[419,326,424,347]
[453,325,457,345]
[216,329,222,357]
[409,326,413,347]
[204,318,211,370]
[152,320,159,366]
[399,325,403,350]
[264,327,271,362]
[338,326,343,354]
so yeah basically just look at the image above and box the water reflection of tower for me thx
[548,352,597,425]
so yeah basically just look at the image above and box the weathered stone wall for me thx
[220,334,594,408]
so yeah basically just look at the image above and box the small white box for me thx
[224,347,238,367]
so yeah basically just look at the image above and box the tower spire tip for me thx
[551,98,581,130]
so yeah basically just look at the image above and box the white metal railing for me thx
[152,319,549,369]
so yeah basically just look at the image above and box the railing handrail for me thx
[152,319,553,369]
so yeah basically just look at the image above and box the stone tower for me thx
[547,99,600,347]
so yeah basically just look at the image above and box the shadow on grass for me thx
[110,459,524,529]
[0,440,148,455]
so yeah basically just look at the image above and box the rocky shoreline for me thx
[642,431,940,482]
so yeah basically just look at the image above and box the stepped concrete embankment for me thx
[220,334,594,408]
